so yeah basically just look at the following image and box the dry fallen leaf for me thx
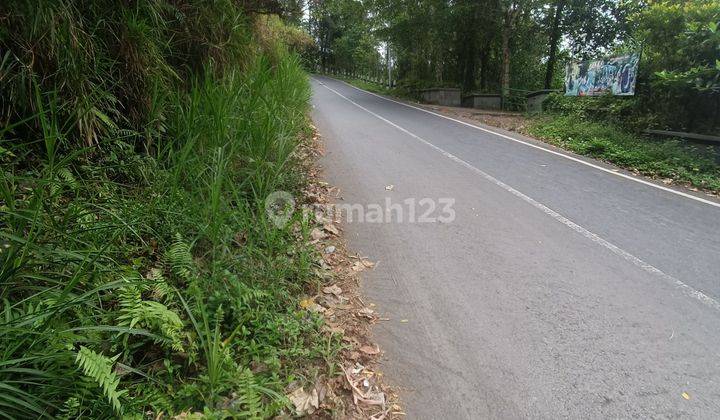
[314,379,328,406]
[359,345,380,355]
[358,307,375,318]
[288,387,319,415]
[323,223,340,235]
[352,258,375,272]
[343,365,386,407]
[311,303,326,313]
[173,412,203,420]
[311,228,326,241]
[299,298,325,313]
[361,259,375,268]
[323,284,343,296]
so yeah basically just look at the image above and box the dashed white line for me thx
[317,79,720,313]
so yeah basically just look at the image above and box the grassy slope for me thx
[339,78,393,95]
[333,75,414,99]
[528,115,720,192]
[1,4,334,418]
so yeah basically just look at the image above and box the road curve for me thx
[310,75,720,419]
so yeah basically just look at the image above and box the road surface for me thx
[310,75,720,419]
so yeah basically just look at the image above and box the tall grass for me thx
[1,2,328,418]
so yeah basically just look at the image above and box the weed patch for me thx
[1,3,336,418]
[528,115,720,192]
[331,75,416,100]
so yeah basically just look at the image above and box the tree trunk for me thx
[386,43,392,87]
[479,50,488,91]
[459,35,477,91]
[436,48,443,84]
[501,23,511,108]
[544,0,565,89]
[463,54,476,91]
[500,2,520,109]
[458,2,480,92]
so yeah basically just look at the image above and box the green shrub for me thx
[542,92,652,132]
[1,2,331,418]
[529,114,720,191]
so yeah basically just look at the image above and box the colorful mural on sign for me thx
[565,53,640,96]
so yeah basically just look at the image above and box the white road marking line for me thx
[325,77,720,210]
[318,80,720,313]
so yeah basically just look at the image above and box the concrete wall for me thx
[526,90,559,113]
[463,94,502,111]
[421,89,557,112]
[419,88,462,107]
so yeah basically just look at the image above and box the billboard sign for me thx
[565,53,640,96]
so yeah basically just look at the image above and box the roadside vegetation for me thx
[0,2,341,418]
[335,77,393,96]
[308,0,719,133]
[528,102,720,192]
[331,75,416,99]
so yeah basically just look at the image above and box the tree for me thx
[634,0,720,132]
[307,0,382,73]
[544,0,566,89]
[543,0,637,89]
[501,0,522,103]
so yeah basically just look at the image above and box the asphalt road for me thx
[310,75,720,419]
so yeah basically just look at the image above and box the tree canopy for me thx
[306,0,719,132]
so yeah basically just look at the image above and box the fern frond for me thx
[166,234,194,279]
[74,346,125,414]
[57,167,78,189]
[118,283,185,351]
[57,396,80,420]
[236,369,264,419]
[147,267,174,301]
[234,282,270,309]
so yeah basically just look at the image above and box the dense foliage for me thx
[1,1,328,418]
[307,0,636,91]
[306,0,719,133]
[634,0,720,133]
